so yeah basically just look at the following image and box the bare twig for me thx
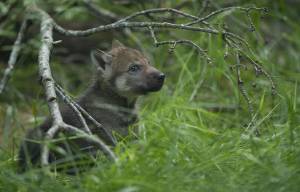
[52,20,220,37]
[185,7,266,26]
[55,83,117,145]
[148,26,211,60]
[116,8,199,23]
[55,86,91,134]
[226,34,276,94]
[240,52,276,95]
[235,52,253,116]
[235,52,260,136]
[0,18,28,94]
[62,123,117,161]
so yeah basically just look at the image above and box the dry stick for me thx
[121,7,211,26]
[52,21,220,37]
[38,13,62,126]
[38,13,64,166]
[148,26,212,102]
[240,51,276,95]
[225,36,275,133]
[235,52,254,117]
[0,18,28,94]
[62,124,117,162]
[55,87,91,134]
[148,26,211,60]
[235,52,260,136]
[55,83,117,145]
[116,8,209,25]
[117,8,199,22]
[185,6,265,26]
[224,34,276,94]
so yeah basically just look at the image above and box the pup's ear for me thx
[112,39,124,49]
[90,50,112,72]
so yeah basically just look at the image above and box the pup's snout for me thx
[144,70,165,92]
[157,73,165,81]
[151,72,165,82]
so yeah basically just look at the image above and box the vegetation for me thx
[0,0,299,191]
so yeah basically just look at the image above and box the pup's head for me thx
[94,40,165,97]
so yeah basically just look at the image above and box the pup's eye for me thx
[128,64,140,73]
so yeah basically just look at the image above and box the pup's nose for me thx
[157,73,165,81]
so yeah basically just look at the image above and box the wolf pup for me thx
[18,40,165,172]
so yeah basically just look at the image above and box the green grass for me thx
[0,1,300,192]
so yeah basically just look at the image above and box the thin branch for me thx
[55,83,116,145]
[41,124,60,166]
[63,123,117,162]
[116,8,199,23]
[227,34,276,94]
[149,26,211,60]
[0,18,28,94]
[38,12,62,126]
[185,6,266,26]
[235,52,253,117]
[240,52,276,95]
[235,52,260,136]
[52,21,220,37]
[55,86,91,134]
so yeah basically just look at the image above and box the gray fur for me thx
[18,41,165,173]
